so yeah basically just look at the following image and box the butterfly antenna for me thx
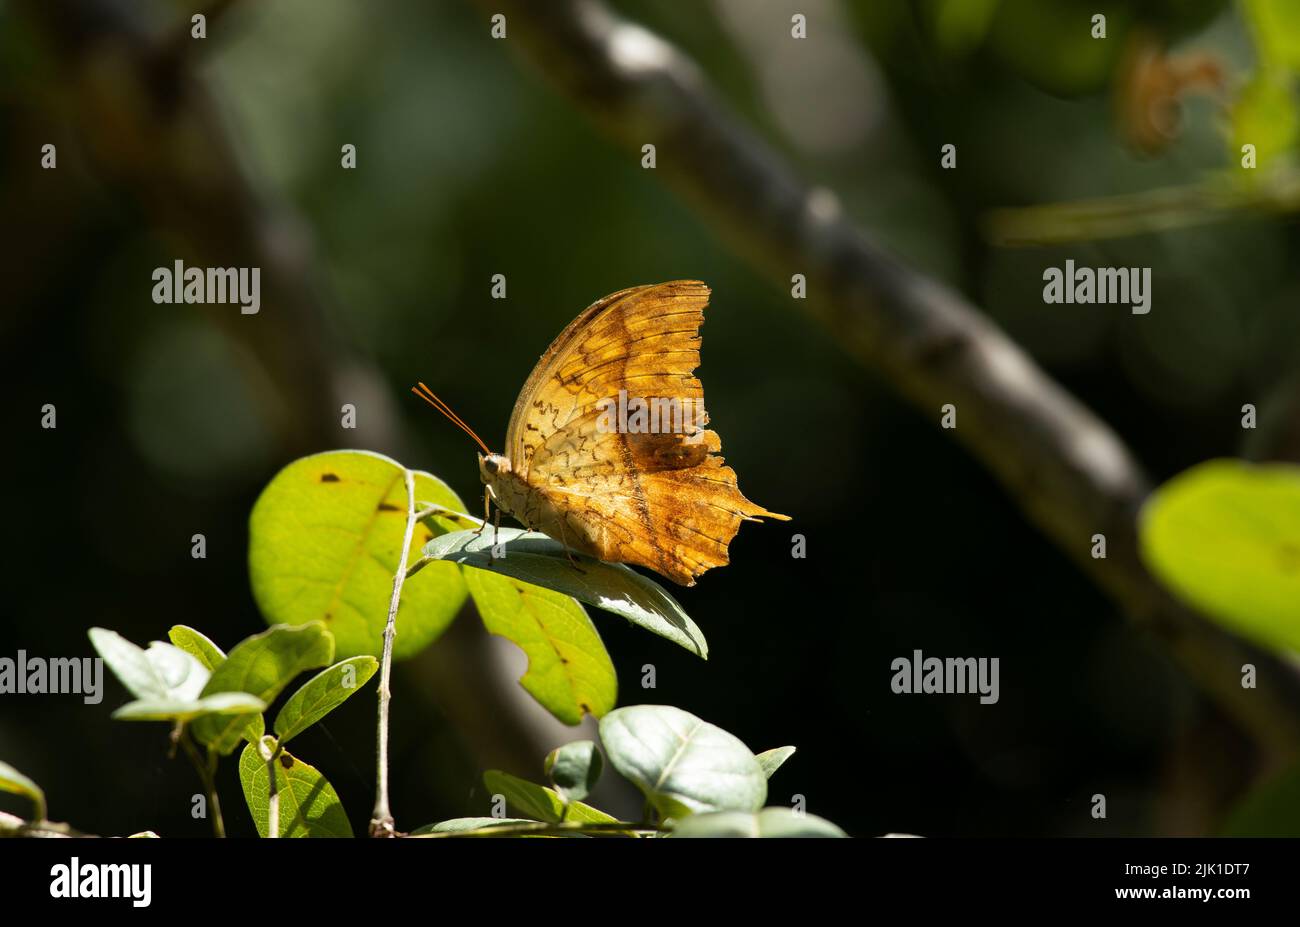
[411,382,493,456]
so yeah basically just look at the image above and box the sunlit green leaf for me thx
[463,568,615,725]
[1140,459,1300,654]
[191,622,334,754]
[1243,0,1300,71]
[238,741,352,837]
[274,656,378,744]
[482,769,621,825]
[167,625,226,672]
[249,450,469,660]
[1231,72,1299,176]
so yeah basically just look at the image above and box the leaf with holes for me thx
[463,569,615,725]
[249,450,468,660]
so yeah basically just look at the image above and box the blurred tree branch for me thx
[482,0,1300,759]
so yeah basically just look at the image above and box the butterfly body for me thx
[449,280,788,587]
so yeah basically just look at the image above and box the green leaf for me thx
[599,705,766,818]
[1221,761,1300,836]
[463,569,616,725]
[238,742,352,837]
[274,656,378,745]
[482,769,620,825]
[1243,0,1300,72]
[191,623,334,754]
[755,746,796,779]
[249,450,469,660]
[1140,459,1300,654]
[113,692,266,722]
[0,760,46,822]
[167,625,226,672]
[425,527,707,659]
[90,629,243,724]
[545,740,603,804]
[409,817,538,835]
[1230,72,1299,176]
[670,807,847,838]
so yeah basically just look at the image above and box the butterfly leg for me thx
[475,486,495,541]
[554,516,587,575]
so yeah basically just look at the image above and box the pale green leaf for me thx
[425,527,707,659]
[670,807,847,838]
[545,740,603,804]
[599,705,766,818]
[89,628,170,700]
[113,691,266,722]
[409,817,538,835]
[249,450,468,660]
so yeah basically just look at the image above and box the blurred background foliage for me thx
[3,0,1299,836]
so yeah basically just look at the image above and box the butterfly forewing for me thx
[498,280,787,587]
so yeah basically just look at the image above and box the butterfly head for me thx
[478,452,512,484]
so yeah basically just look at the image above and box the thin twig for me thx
[370,468,418,837]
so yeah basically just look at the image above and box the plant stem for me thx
[179,727,225,837]
[370,467,417,837]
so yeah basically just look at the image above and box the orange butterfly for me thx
[414,280,788,586]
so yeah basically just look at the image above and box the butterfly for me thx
[413,280,788,586]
